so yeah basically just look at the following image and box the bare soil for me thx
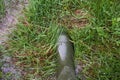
[0,0,28,45]
[59,9,89,29]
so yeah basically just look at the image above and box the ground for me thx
[0,0,120,80]
[0,0,28,80]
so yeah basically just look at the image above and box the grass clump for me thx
[8,23,59,79]
[4,0,120,80]
[70,0,120,79]
[0,0,5,21]
[26,0,82,27]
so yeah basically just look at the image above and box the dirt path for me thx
[0,0,28,45]
[0,0,28,80]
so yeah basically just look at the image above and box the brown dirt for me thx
[59,9,89,29]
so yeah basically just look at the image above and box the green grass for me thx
[0,0,5,21]
[3,0,120,80]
